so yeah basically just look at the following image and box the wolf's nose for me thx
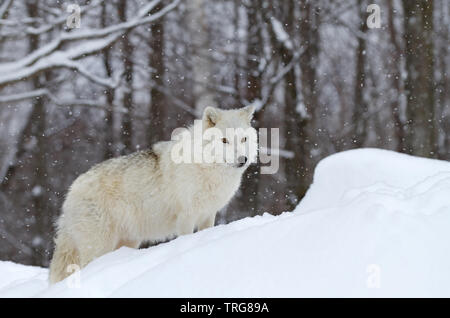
[237,156,248,167]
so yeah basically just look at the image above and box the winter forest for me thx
[0,0,448,268]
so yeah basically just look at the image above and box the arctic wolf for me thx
[49,105,257,283]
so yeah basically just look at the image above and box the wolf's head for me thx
[202,105,258,169]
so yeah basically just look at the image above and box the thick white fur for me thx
[49,105,257,283]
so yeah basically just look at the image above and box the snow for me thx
[0,262,47,297]
[1,148,449,297]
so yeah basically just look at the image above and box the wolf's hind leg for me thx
[73,220,118,267]
[197,214,216,231]
[116,239,140,249]
[176,215,196,236]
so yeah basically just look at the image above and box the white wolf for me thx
[49,105,257,283]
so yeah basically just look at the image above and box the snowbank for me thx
[1,148,449,297]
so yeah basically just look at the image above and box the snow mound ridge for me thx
[339,172,450,216]
[297,148,450,213]
[0,148,449,297]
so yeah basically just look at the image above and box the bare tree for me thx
[277,0,320,208]
[148,1,168,143]
[402,0,437,157]
[386,0,406,152]
[187,0,217,113]
[240,0,263,217]
[118,0,134,154]
[352,0,369,148]
[101,1,116,159]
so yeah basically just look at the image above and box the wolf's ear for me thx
[203,106,220,128]
[241,105,256,123]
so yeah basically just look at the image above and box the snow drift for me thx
[1,148,449,297]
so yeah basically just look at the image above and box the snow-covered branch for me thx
[0,87,130,114]
[0,88,47,103]
[0,0,13,20]
[0,0,180,90]
[270,17,293,51]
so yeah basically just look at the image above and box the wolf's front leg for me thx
[197,214,216,231]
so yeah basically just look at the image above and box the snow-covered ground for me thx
[1,148,449,297]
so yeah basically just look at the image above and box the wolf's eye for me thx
[222,138,229,144]
[241,137,247,143]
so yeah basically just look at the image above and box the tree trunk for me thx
[283,0,320,209]
[402,0,437,157]
[148,2,167,144]
[118,0,134,154]
[240,1,263,217]
[352,0,369,148]
[386,0,406,153]
[26,0,50,265]
[102,1,115,159]
[436,0,449,160]
[233,0,242,101]
[187,0,217,113]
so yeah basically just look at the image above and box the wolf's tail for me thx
[49,232,80,284]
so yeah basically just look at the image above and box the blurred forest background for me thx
[0,0,448,267]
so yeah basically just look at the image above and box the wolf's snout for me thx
[237,156,248,167]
